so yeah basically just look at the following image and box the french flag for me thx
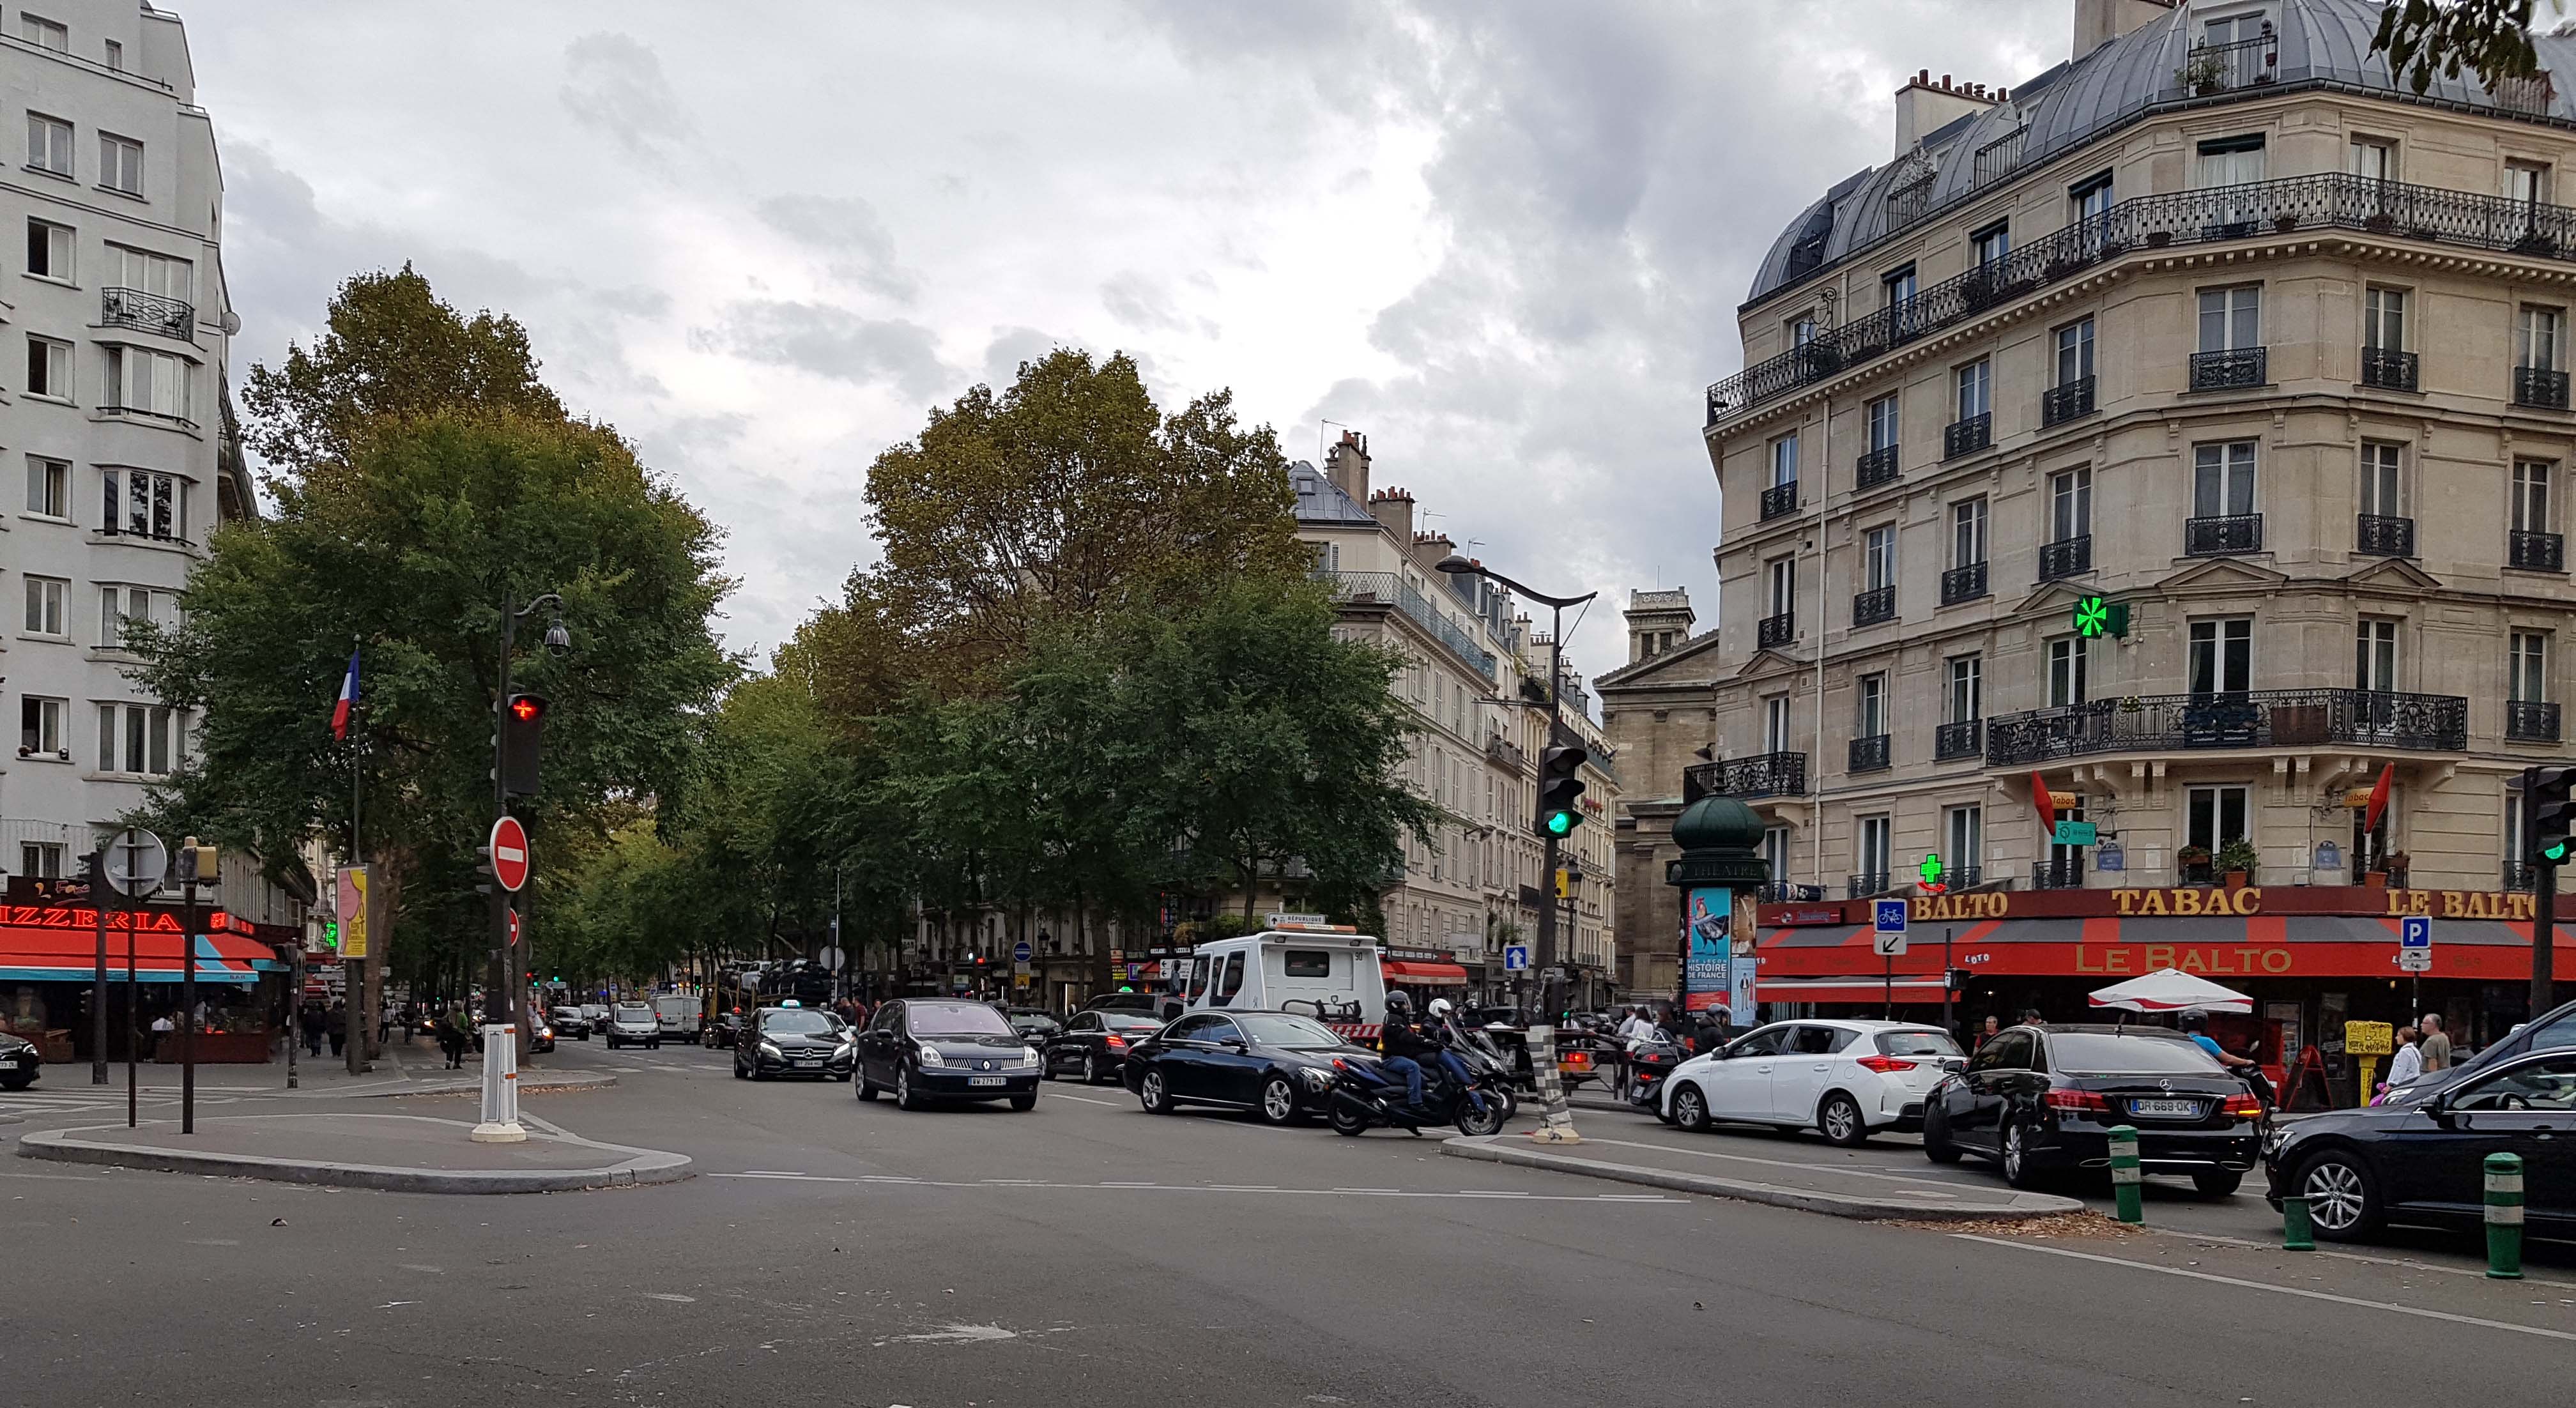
[331,650,360,740]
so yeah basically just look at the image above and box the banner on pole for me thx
[1683,887,1740,1016]
[335,866,369,960]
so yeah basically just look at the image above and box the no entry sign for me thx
[489,815,531,892]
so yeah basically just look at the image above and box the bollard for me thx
[2281,1193,2315,1250]
[2485,1151,2524,1280]
[2108,1124,2143,1224]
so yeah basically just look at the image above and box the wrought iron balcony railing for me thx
[101,286,194,341]
[1848,733,1890,774]
[2039,535,2090,581]
[1847,872,1894,899]
[2508,699,2561,742]
[2033,857,2087,891]
[2359,346,2418,392]
[2182,31,2277,96]
[1759,480,1799,521]
[1935,719,1982,761]
[2515,365,2571,409]
[2510,529,2566,572]
[1985,687,2469,766]
[2355,514,2414,557]
[1943,412,1991,459]
[1855,445,1900,489]
[1316,570,1497,680]
[1851,585,1896,627]
[2041,376,2094,426]
[1757,611,1795,650]
[2189,347,2267,391]
[2185,514,2263,556]
[1684,751,1807,801]
[1940,561,1988,606]
[2505,862,2539,894]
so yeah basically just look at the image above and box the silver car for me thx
[605,1002,663,1050]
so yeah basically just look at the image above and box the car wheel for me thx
[732,1058,747,1080]
[1082,1052,1100,1085]
[1670,1081,1712,1133]
[2002,1119,2046,1190]
[2297,1151,2382,1240]
[0,1074,32,1092]
[896,1066,928,1111]
[1818,1092,1869,1148]
[1922,1105,1964,1163]
[1140,1068,1174,1115]
[1258,1076,1298,1126]
[2191,1169,2243,1198]
[1009,1092,1038,1112]
[857,1074,878,1101]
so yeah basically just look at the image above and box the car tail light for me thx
[2044,1088,2110,1114]
[2222,1093,2264,1119]
[1855,1055,1917,1073]
[1105,1036,1127,1050]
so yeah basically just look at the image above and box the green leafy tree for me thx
[2372,0,2562,94]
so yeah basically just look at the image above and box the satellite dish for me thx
[102,828,167,900]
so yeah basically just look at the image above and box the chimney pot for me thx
[1940,74,1952,89]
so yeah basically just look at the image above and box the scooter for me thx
[1442,1014,1521,1125]
[1622,1034,1686,1111]
[1326,1046,1511,1137]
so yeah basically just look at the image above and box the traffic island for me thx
[1443,1133,2085,1222]
[15,1112,691,1193]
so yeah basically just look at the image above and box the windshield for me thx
[2049,1033,2227,1075]
[614,1004,651,1018]
[1232,1014,1342,1048]
[1878,1030,1963,1058]
[1104,1013,1165,1032]
[762,1011,836,1036]
[908,1002,1015,1038]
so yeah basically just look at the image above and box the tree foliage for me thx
[2372,0,2558,95]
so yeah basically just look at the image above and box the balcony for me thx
[1851,585,1896,627]
[1848,733,1890,774]
[2508,700,2562,742]
[2514,365,2571,409]
[1855,445,1900,489]
[2039,535,2090,581]
[2041,376,2094,427]
[2354,514,2415,557]
[1848,872,1894,899]
[2505,862,2538,894]
[2359,346,2418,392]
[1758,611,1795,650]
[2189,347,2267,392]
[1754,882,1828,903]
[102,286,195,341]
[1935,719,1982,761]
[1985,687,2469,766]
[1484,735,1526,771]
[1940,562,1988,606]
[2033,857,2087,891]
[1317,571,1498,680]
[1943,412,1991,459]
[2185,514,2263,557]
[2182,30,2277,95]
[1684,751,1807,801]
[2510,529,2566,572]
[1759,481,1799,521]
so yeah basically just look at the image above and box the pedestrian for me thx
[148,1011,174,1059]
[327,999,348,1057]
[1975,1014,2001,1051]
[2378,1025,2421,1102]
[2417,1013,2451,1071]
[437,1007,470,1069]
[299,1002,325,1057]
[2019,1007,2047,1029]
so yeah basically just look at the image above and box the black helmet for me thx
[1386,990,1413,1013]
[2179,1008,2208,1030]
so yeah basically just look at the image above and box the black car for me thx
[1924,1024,2264,1194]
[1120,1010,1368,1126]
[1041,1009,1167,1083]
[1082,991,1163,1016]
[855,999,1040,1110]
[735,1006,856,1081]
[0,1032,38,1090]
[2266,1047,2576,1241]
[2380,999,2576,1106]
[529,1018,556,1054]
[1004,1007,1064,1047]
[549,1008,592,1041]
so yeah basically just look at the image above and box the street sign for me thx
[1012,940,1033,963]
[487,816,530,892]
[2398,948,2432,972]
[818,945,845,970]
[2400,915,2432,950]
[2343,1020,2395,1057]
[336,866,370,960]
[1124,962,1141,979]
[102,828,166,899]
[1503,944,1529,972]
[2051,820,2099,847]
[1872,898,1908,957]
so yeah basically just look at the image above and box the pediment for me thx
[1597,628,1725,688]
[2337,555,2444,592]
[2151,556,2290,593]
[1731,647,1804,685]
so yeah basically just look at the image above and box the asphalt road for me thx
[8,1037,2573,1407]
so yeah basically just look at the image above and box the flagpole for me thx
[346,638,364,1076]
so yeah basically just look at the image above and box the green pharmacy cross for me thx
[1917,852,1945,892]
[2073,595,2129,640]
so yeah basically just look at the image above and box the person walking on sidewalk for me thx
[299,1002,325,1057]
[147,1011,173,1059]
[2377,1025,2421,1103]
[436,1007,470,1069]
[327,999,348,1059]
[2418,1014,2451,1072]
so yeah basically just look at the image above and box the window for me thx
[1946,806,1982,876]
[2054,318,2094,386]
[1857,815,1892,883]
[1883,264,1917,309]
[98,132,141,195]
[101,703,178,774]
[1955,359,1990,420]
[2507,158,2550,208]
[1213,952,1246,1004]
[2364,287,2406,350]
[2359,441,2404,519]
[1971,221,2010,268]
[2515,459,2554,533]
[108,244,188,300]
[102,466,187,540]
[104,347,188,420]
[2193,440,2257,518]
[2071,171,2113,224]
[1763,694,1791,753]
[2454,1054,2576,1112]
[2195,134,2267,188]
[1769,431,1797,489]
[2197,286,2261,352]
[26,218,70,280]
[2188,785,2251,853]
[26,455,67,516]
[20,14,67,52]
[2188,617,2254,695]
[25,112,70,175]
[1866,394,1899,452]
[1765,555,1795,616]
[1763,825,1791,884]
[1789,315,1816,347]
[20,695,63,753]
[1857,672,1886,738]
[2519,305,2561,371]
[1947,655,1982,723]
[1951,498,1988,567]
[26,335,68,398]
[1862,524,1896,592]
[100,585,174,648]
[2202,10,2269,45]
[2048,636,2089,707]
[2050,466,2091,542]
[2511,632,2549,703]
[2356,618,2399,693]
[2349,136,2396,183]
[22,575,65,634]
[19,842,62,878]
[102,39,121,72]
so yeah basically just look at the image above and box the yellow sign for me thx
[2343,1020,2393,1057]
[1554,869,1573,899]
[2048,791,2078,808]
[338,866,369,960]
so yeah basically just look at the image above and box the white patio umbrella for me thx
[2086,967,2253,1015]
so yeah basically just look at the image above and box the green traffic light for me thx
[2547,839,2570,864]
[1545,810,1575,837]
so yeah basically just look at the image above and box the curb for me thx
[362,1071,617,1099]
[1440,1135,2086,1222]
[15,1119,691,1195]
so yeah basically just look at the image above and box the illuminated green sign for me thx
[2073,595,2129,639]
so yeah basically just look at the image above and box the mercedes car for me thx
[733,1004,855,1081]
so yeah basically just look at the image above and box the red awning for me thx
[1759,977,1951,1005]
[0,905,277,984]
[1381,959,1469,986]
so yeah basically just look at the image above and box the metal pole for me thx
[1537,600,1564,1018]
[491,593,514,1049]
[89,852,107,1084]
[2536,855,2558,1023]
[1943,926,1954,1035]
[348,697,365,1076]
[181,870,197,1135]
[1883,950,1893,1019]
[286,941,300,1090]
[125,903,137,1128]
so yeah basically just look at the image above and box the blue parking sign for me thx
[2400,915,2432,949]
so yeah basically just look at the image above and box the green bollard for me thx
[2108,1124,2143,1224]
[2281,1193,2315,1250]
[2485,1151,2524,1280]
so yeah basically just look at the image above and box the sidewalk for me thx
[1445,1132,2085,1221]
[114,1037,615,1100]
[18,1111,691,1193]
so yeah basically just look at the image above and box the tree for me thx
[2372,0,2561,94]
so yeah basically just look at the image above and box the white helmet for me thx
[1428,997,1453,1016]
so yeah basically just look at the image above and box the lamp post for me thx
[489,591,569,1059]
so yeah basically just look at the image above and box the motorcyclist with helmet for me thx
[2181,1007,2274,1106]
[1378,991,1433,1113]
[1425,997,1488,1116]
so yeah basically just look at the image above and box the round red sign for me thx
[489,815,531,892]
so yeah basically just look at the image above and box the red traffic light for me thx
[508,695,546,723]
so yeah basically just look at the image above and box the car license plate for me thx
[793,1058,821,1067]
[2130,1098,2198,1117]
[969,1075,1006,1087]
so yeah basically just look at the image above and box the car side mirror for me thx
[1223,1039,1249,1053]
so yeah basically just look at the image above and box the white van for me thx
[1174,925,1387,1042]
[654,993,698,1041]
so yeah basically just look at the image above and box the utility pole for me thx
[87,850,107,1085]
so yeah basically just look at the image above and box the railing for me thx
[1940,562,1988,606]
[2359,346,2418,391]
[2517,365,2572,408]
[1685,751,1807,800]
[1942,866,1985,890]
[2189,347,2267,391]
[1887,172,1935,228]
[1935,719,1982,761]
[2182,31,2278,96]
[2033,857,2087,891]
[1754,882,1828,903]
[2504,862,2538,894]
[1855,445,1899,489]
[2508,700,2562,742]
[1971,126,2027,188]
[2355,514,2414,557]
[2039,535,2090,581]
[1848,872,1893,899]
[1851,585,1896,627]
[100,404,198,431]
[2041,376,2094,426]
[1848,733,1890,774]
[1759,480,1799,521]
[1318,571,1496,680]
[1943,412,1991,459]
[1708,172,2576,425]
[2510,529,2566,572]
[1985,687,2469,766]
[2186,514,2263,556]
[102,286,193,340]
[1758,611,1795,650]
[1485,735,1526,771]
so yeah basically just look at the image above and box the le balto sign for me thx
[1882,885,2545,924]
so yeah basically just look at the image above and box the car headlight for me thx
[758,1041,783,1059]
[540,1027,553,1039]
[916,1046,945,1066]
[1301,1066,1335,1090]
[1020,1046,1042,1066]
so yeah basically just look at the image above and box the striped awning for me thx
[0,907,279,985]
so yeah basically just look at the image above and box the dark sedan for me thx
[0,1032,37,1090]
[855,999,1040,1110]
[734,1006,855,1081]
[1924,1024,2264,1194]
[2266,1048,2576,1241]
[1004,1007,1064,1047]
[1120,1010,1366,1125]
[1041,1009,1167,1083]
[2380,999,2576,1107]
[549,1008,593,1041]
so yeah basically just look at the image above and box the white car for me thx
[1660,1020,1965,1147]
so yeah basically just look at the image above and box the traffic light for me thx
[321,917,339,951]
[2528,765,2576,865]
[1540,742,1588,838]
[500,693,548,797]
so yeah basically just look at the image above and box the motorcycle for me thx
[1622,1034,1686,1112]
[1326,1036,1512,1137]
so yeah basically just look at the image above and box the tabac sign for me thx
[1886,885,2545,924]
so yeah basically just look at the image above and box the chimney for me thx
[1625,588,1697,666]
[1368,486,1413,542]
[2073,0,2176,61]
[1324,429,1370,502]
[1892,70,2002,158]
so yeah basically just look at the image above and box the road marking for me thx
[2146,1227,2576,1290]
[1046,1092,1122,1107]
[741,1169,809,1177]
[1954,1235,2576,1343]
[640,1293,696,1303]
[704,1172,1678,1204]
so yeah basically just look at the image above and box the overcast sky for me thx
[188,0,2066,685]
